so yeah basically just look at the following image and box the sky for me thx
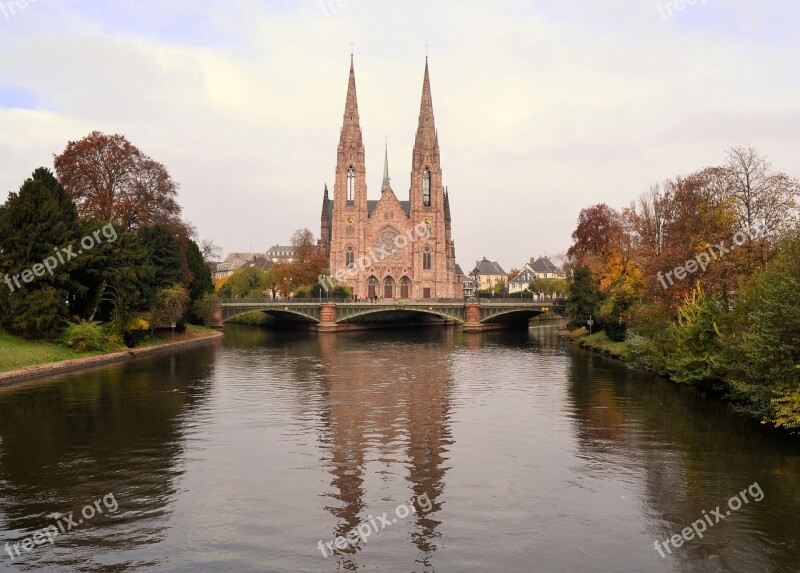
[1,0,799,272]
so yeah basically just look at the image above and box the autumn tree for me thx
[286,228,328,289]
[54,131,184,232]
[724,146,799,268]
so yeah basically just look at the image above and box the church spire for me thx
[413,58,440,172]
[382,141,391,193]
[338,54,364,156]
[344,55,359,125]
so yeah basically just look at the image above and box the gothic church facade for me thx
[320,57,461,300]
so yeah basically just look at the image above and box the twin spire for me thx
[339,55,438,188]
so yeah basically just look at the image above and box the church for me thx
[320,57,463,300]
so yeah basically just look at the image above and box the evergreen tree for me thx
[566,265,601,330]
[138,224,185,291]
[184,238,214,323]
[0,168,78,338]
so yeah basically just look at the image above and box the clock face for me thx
[347,216,354,224]
[424,217,431,226]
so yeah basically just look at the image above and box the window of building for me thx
[346,225,354,236]
[422,287,431,299]
[400,277,411,299]
[423,247,432,270]
[367,276,378,299]
[422,168,431,206]
[383,276,395,299]
[347,166,355,205]
[346,247,355,269]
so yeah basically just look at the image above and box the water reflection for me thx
[0,326,799,572]
[314,329,455,571]
[565,349,800,573]
[0,345,218,571]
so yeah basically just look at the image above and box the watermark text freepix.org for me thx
[656,227,757,290]
[4,493,118,561]
[0,0,37,20]
[654,482,764,558]
[4,223,118,293]
[319,223,430,293]
[317,493,432,558]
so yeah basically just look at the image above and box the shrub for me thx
[122,315,151,348]
[63,321,107,352]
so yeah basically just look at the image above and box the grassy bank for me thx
[0,325,219,374]
[565,327,629,360]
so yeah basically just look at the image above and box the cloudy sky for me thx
[1,0,799,271]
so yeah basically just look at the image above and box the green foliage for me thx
[665,287,728,389]
[566,265,602,329]
[63,321,107,352]
[293,285,311,299]
[332,285,351,298]
[0,169,78,338]
[138,224,185,290]
[220,267,271,299]
[151,284,190,331]
[121,315,151,348]
[723,229,800,428]
[6,287,69,340]
[192,293,219,327]
[185,239,214,323]
[69,219,154,328]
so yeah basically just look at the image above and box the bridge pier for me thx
[317,303,339,332]
[463,303,483,332]
[211,304,224,330]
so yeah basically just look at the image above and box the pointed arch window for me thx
[347,166,355,205]
[422,168,431,207]
[423,247,432,270]
[346,247,355,269]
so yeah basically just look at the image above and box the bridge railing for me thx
[219,297,567,306]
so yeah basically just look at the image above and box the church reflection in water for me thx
[314,329,456,570]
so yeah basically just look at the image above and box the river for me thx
[0,324,798,572]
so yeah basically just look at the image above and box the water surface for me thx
[0,325,798,572]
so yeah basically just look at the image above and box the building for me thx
[470,258,507,291]
[267,245,297,263]
[319,57,461,300]
[509,267,538,294]
[529,256,564,279]
[210,252,268,281]
[240,257,274,272]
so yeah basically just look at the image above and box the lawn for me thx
[0,330,107,373]
[0,325,219,373]
[566,327,630,360]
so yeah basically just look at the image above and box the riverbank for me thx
[562,327,629,360]
[0,326,223,386]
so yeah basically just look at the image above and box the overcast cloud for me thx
[1,0,799,270]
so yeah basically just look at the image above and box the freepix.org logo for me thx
[4,224,118,293]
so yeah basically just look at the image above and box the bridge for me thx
[212,298,565,332]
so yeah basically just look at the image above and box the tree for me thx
[150,284,190,331]
[566,204,628,279]
[184,238,214,323]
[0,168,78,338]
[724,227,800,428]
[200,238,222,261]
[566,265,601,329]
[68,220,154,328]
[724,146,799,267]
[286,229,328,288]
[220,267,271,299]
[138,224,185,292]
[54,131,184,232]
